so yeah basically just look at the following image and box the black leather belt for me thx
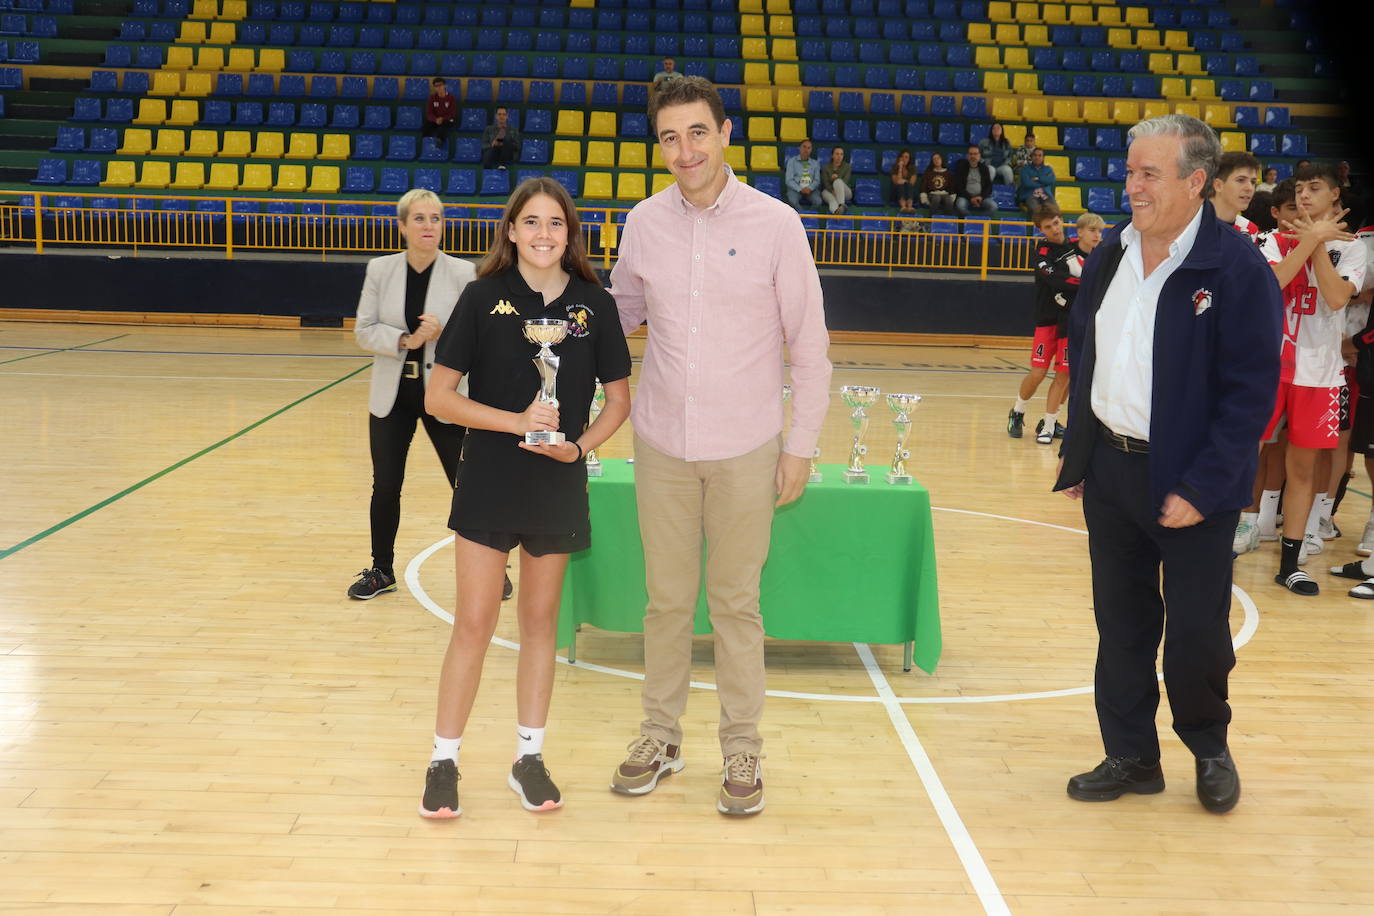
[1101,426,1149,454]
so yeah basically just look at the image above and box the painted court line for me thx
[0,371,351,383]
[0,333,129,367]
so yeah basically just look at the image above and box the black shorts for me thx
[1351,395,1374,455]
[455,527,586,557]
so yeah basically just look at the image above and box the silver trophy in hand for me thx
[523,318,569,445]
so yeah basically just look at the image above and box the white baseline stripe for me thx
[855,642,1010,916]
[0,371,341,382]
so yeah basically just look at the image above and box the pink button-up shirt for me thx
[610,168,832,462]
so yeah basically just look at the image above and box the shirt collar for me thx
[1119,200,1205,264]
[673,164,740,214]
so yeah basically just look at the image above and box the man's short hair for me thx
[1032,200,1062,224]
[431,77,445,86]
[1077,212,1106,232]
[1295,161,1339,188]
[1025,132,1036,140]
[1245,190,1277,232]
[648,75,726,134]
[1127,113,1222,184]
[1215,150,1261,182]
[1270,177,1298,211]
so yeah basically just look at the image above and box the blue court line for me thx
[0,334,129,367]
[0,346,370,360]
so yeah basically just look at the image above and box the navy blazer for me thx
[1053,202,1284,518]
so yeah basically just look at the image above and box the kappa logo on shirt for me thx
[565,303,593,338]
[489,299,520,316]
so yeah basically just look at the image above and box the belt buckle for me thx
[404,361,420,379]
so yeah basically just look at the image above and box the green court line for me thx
[0,362,370,561]
[0,333,130,368]
[992,354,1025,369]
[1352,488,1371,501]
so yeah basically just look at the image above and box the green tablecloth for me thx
[556,459,942,674]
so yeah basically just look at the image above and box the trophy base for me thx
[525,430,566,446]
[886,473,913,485]
[586,462,603,477]
[843,469,869,484]
[808,471,823,483]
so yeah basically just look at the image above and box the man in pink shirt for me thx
[607,76,832,816]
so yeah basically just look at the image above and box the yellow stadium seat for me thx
[743,62,771,85]
[552,140,581,167]
[988,1,1013,21]
[1068,4,1093,25]
[218,0,246,19]
[747,115,777,141]
[740,13,765,36]
[585,140,615,167]
[619,142,647,168]
[724,145,746,171]
[1044,155,1071,180]
[651,144,665,169]
[1204,104,1235,128]
[739,0,762,10]
[1003,124,1027,146]
[152,128,185,156]
[1173,102,1201,120]
[135,160,171,189]
[239,163,272,191]
[149,71,180,96]
[587,111,616,138]
[1081,100,1110,122]
[1125,6,1150,26]
[1016,1,1041,22]
[1013,72,1040,95]
[273,164,306,192]
[771,38,797,60]
[256,48,284,72]
[742,37,768,59]
[204,163,238,191]
[1141,100,1169,120]
[975,46,1001,70]
[773,62,800,85]
[750,146,780,171]
[251,132,284,159]
[1033,125,1060,149]
[1055,186,1083,213]
[176,20,206,43]
[776,88,805,112]
[117,128,152,156]
[132,99,166,124]
[768,15,794,38]
[765,0,789,12]
[1160,77,1188,99]
[984,71,1011,94]
[1136,29,1164,50]
[1148,52,1175,74]
[1163,29,1190,50]
[226,47,254,71]
[1096,5,1122,25]
[1177,55,1205,76]
[181,73,213,96]
[584,172,614,199]
[165,47,193,71]
[616,173,647,201]
[1024,24,1050,46]
[101,160,136,187]
[967,22,993,43]
[186,129,218,156]
[1004,47,1030,69]
[208,21,234,44]
[1219,131,1246,153]
[218,130,251,157]
[745,87,773,111]
[779,116,807,143]
[285,132,317,159]
[191,0,215,16]
[167,100,198,125]
[651,173,675,195]
[1106,27,1132,48]
[193,46,223,71]
[170,162,204,190]
[555,110,584,136]
[1042,4,1068,25]
[1112,100,1141,124]
[1052,99,1079,123]
[1190,78,1217,100]
[319,134,350,160]
[990,96,1019,121]
[307,165,339,193]
[994,23,1022,45]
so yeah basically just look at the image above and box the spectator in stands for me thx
[954,145,998,216]
[653,57,682,88]
[422,77,457,145]
[889,148,917,214]
[980,122,1014,186]
[784,138,820,210]
[1257,167,1278,194]
[481,106,520,171]
[819,145,852,215]
[1017,148,1058,212]
[1208,150,1261,236]
[1011,132,1038,182]
[919,152,954,215]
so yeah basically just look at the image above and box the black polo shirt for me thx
[434,265,632,536]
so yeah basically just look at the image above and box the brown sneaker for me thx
[717,751,765,816]
[610,734,683,796]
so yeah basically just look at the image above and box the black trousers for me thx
[1082,438,1237,762]
[482,142,516,169]
[368,372,465,575]
[421,120,452,144]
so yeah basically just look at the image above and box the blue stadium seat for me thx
[349,51,377,73]
[917,45,942,67]
[1071,75,1099,97]
[1043,74,1070,96]
[1064,127,1091,150]
[288,50,315,72]
[874,120,901,144]
[86,127,118,152]
[1096,129,1124,151]
[559,82,586,105]
[394,107,422,131]
[102,45,132,67]
[378,167,409,194]
[953,70,980,93]
[267,102,295,127]
[328,104,358,129]
[854,178,884,206]
[1131,77,1158,98]
[89,70,117,93]
[900,94,925,117]
[523,109,551,134]
[1091,50,1116,72]
[360,105,389,130]
[924,70,951,92]
[134,45,162,69]
[447,169,477,196]
[842,119,871,143]
[1106,157,1126,183]
[801,39,826,60]
[1087,188,1118,213]
[320,50,346,73]
[465,78,492,103]
[624,61,651,85]
[930,95,955,117]
[811,118,839,142]
[754,175,783,199]
[1235,56,1259,77]
[279,75,306,97]
[518,138,548,165]
[443,137,476,163]
[342,166,374,192]
[1264,107,1291,128]
[353,133,382,159]
[937,123,964,146]
[831,40,856,62]
[234,101,264,126]
[834,65,861,88]
[71,97,102,121]
[849,148,877,173]
[413,168,442,193]
[51,126,84,152]
[480,168,509,196]
[802,64,829,86]
[1249,81,1275,101]
[549,170,579,198]
[69,160,102,186]
[714,60,742,84]
[103,97,133,122]
[889,43,915,65]
[1281,134,1307,156]
[31,158,67,185]
[1074,157,1102,180]
[1233,106,1259,128]
[961,97,987,119]
[621,112,649,138]
[906,122,933,144]
[592,82,618,106]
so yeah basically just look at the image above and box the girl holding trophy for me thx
[420,178,632,817]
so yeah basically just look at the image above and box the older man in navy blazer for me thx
[1053,115,1283,814]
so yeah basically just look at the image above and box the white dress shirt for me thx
[1091,204,1205,441]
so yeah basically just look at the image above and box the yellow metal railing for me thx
[0,190,1041,278]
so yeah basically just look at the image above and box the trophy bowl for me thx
[839,385,880,483]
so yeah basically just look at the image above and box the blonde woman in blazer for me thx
[349,188,478,600]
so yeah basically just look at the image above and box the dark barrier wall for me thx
[0,254,1034,336]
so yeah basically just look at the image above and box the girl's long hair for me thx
[479,177,599,284]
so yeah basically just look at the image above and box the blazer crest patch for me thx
[1191,288,1213,317]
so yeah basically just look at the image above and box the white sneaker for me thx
[1317,516,1340,540]
[1358,521,1374,557]
[1232,517,1260,555]
[1298,533,1323,564]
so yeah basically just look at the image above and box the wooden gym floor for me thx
[0,319,1371,915]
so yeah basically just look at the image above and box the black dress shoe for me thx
[1067,756,1165,802]
[1195,748,1240,813]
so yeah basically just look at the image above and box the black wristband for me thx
[572,441,583,461]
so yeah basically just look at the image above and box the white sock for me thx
[1240,510,1258,524]
[1043,412,1059,429]
[431,735,461,764]
[1013,396,1030,414]
[1318,495,1335,526]
[1305,493,1328,537]
[1257,490,1281,534]
[515,725,545,760]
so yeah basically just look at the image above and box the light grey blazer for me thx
[354,250,476,419]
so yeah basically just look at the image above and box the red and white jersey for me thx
[1260,230,1369,387]
[1233,214,1261,240]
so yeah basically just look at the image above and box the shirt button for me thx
[697,218,702,224]
[690,327,697,333]
[689,362,695,369]
[692,290,699,297]
[694,253,701,260]
[688,396,695,402]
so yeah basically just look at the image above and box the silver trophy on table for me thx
[839,385,880,484]
[585,380,605,476]
[885,393,921,485]
[523,317,569,445]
